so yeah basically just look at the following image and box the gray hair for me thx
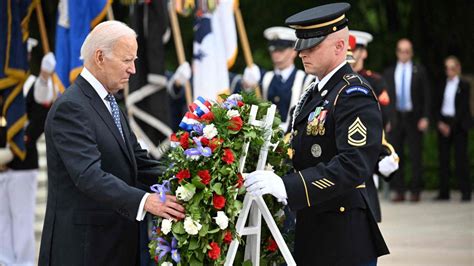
[80,20,137,63]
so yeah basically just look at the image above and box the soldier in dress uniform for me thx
[348,31,399,222]
[244,3,389,265]
[0,39,57,266]
[242,26,314,131]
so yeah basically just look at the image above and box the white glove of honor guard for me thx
[173,62,192,85]
[243,64,261,87]
[41,52,56,74]
[378,152,399,177]
[244,170,287,205]
[0,147,14,165]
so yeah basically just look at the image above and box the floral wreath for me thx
[149,93,293,265]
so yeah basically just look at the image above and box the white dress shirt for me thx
[395,61,413,111]
[274,64,295,83]
[80,67,150,221]
[441,75,459,117]
[317,61,347,91]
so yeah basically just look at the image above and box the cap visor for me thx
[294,36,326,51]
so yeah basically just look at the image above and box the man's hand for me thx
[437,121,450,137]
[39,52,56,80]
[242,64,261,88]
[144,194,185,220]
[0,147,14,165]
[244,170,287,205]
[172,62,192,86]
[418,117,429,132]
[378,152,399,177]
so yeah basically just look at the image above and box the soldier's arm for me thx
[283,86,383,210]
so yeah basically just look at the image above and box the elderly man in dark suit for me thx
[38,21,185,266]
[383,38,431,202]
[434,56,471,202]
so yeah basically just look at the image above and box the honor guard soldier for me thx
[242,26,314,131]
[349,30,392,131]
[244,3,389,265]
[348,31,399,222]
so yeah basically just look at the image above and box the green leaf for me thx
[208,228,220,234]
[188,237,199,250]
[212,182,223,195]
[191,176,205,189]
[242,259,253,266]
[198,223,209,237]
[173,221,186,234]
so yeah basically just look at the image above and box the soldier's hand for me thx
[378,153,399,177]
[244,170,287,205]
[144,194,185,220]
[0,147,14,165]
[173,61,192,86]
[243,64,260,87]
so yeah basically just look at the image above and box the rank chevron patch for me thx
[348,117,367,146]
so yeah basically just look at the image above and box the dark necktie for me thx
[105,94,124,140]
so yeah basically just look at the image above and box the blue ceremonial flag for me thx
[192,0,237,100]
[54,0,111,92]
[0,0,37,160]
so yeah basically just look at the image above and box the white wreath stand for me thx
[225,105,296,266]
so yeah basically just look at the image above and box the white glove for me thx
[0,147,14,165]
[243,64,261,87]
[173,62,191,85]
[378,152,399,177]
[41,52,56,74]
[244,170,287,205]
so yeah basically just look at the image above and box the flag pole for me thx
[234,5,262,99]
[35,2,50,53]
[168,0,193,106]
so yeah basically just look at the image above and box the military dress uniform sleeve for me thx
[283,86,383,210]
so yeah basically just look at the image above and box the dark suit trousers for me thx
[390,112,424,194]
[437,122,471,199]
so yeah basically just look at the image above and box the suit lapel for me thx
[120,110,137,173]
[76,76,132,163]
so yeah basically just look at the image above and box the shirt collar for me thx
[80,67,109,100]
[447,75,460,84]
[274,64,295,82]
[317,61,346,91]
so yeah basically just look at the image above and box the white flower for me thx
[176,185,195,202]
[228,94,243,101]
[161,262,173,266]
[226,109,240,119]
[265,163,274,171]
[203,124,218,139]
[214,211,229,230]
[184,217,202,235]
[161,218,173,235]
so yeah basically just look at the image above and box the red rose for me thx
[236,173,244,188]
[170,133,178,142]
[179,132,190,149]
[266,237,278,252]
[197,170,211,185]
[237,101,244,107]
[207,242,221,260]
[176,169,190,182]
[213,194,226,210]
[222,149,234,165]
[223,231,233,244]
[209,137,223,152]
[200,112,215,122]
[228,116,243,131]
[200,137,210,146]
